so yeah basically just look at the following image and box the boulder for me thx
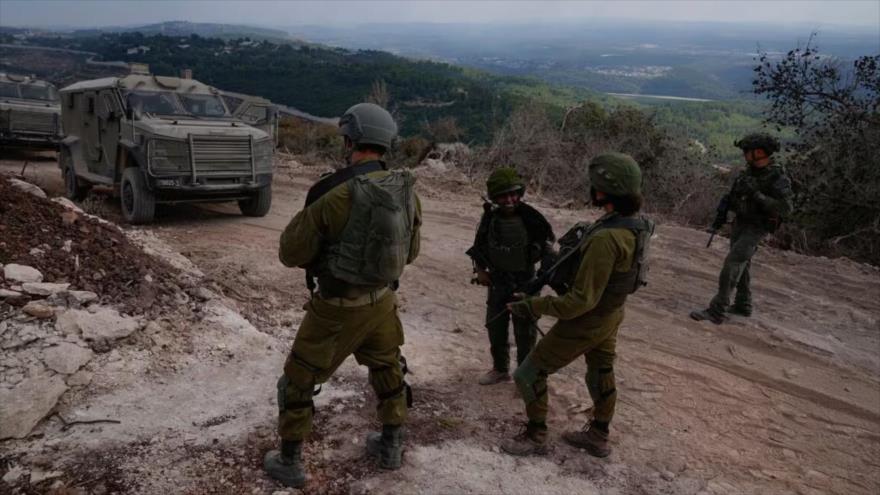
[52,196,84,213]
[21,282,70,296]
[0,289,24,299]
[8,178,47,198]
[55,307,140,342]
[4,264,43,283]
[67,290,98,305]
[42,342,94,374]
[22,301,55,319]
[0,374,68,439]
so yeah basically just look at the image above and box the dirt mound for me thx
[0,175,179,315]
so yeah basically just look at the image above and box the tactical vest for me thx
[730,164,788,231]
[487,215,530,272]
[321,170,416,287]
[549,214,654,296]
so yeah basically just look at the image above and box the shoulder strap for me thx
[304,160,386,207]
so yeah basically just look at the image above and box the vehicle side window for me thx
[222,95,244,113]
[102,93,121,118]
[241,105,268,123]
[0,82,19,98]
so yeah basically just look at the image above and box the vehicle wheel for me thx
[238,185,272,217]
[61,149,91,201]
[120,167,155,224]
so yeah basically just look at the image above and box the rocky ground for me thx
[0,149,878,495]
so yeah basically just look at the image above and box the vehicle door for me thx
[97,89,123,178]
[80,91,104,174]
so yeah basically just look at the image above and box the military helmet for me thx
[588,152,642,196]
[734,132,780,154]
[337,102,398,149]
[486,167,525,198]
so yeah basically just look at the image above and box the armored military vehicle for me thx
[220,90,278,145]
[59,70,274,223]
[0,73,63,149]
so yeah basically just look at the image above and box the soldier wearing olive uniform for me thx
[691,132,792,324]
[263,103,421,488]
[466,168,555,385]
[501,153,654,458]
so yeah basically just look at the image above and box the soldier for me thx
[263,103,421,488]
[466,168,555,385]
[691,132,792,324]
[500,152,654,458]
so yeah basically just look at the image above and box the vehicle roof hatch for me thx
[153,76,181,89]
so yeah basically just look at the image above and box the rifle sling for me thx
[304,160,386,207]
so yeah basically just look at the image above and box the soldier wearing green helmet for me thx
[264,102,422,487]
[466,167,555,385]
[691,132,792,324]
[500,152,654,458]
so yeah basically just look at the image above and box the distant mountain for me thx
[72,21,297,43]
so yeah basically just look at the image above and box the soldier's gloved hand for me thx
[507,299,536,320]
[475,270,492,287]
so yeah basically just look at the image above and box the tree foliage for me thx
[754,36,880,264]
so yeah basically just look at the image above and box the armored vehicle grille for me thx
[2,110,58,134]
[191,135,253,174]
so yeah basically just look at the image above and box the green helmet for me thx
[337,102,398,149]
[734,132,780,154]
[588,152,642,196]
[486,167,525,198]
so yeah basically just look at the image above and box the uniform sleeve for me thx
[756,173,793,217]
[278,184,351,268]
[527,232,620,320]
[407,193,422,264]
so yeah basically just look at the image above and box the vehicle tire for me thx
[61,149,91,201]
[120,167,155,224]
[238,185,272,217]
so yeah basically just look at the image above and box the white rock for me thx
[2,465,26,483]
[22,301,55,319]
[21,282,70,296]
[55,307,140,342]
[29,247,46,256]
[0,289,24,298]
[29,468,64,483]
[8,178,47,198]
[0,374,68,439]
[42,342,94,374]
[66,369,94,387]
[3,264,43,283]
[62,240,73,253]
[68,290,98,304]
[51,197,84,212]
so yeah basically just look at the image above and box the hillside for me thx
[1,152,878,494]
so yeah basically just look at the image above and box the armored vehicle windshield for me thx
[0,81,59,102]
[124,90,229,118]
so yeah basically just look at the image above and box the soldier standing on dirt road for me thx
[691,132,793,324]
[499,152,654,458]
[466,168,555,386]
[263,103,422,488]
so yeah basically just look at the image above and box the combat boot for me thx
[263,440,307,488]
[500,422,548,456]
[366,424,405,469]
[562,421,611,458]
[478,369,511,385]
[689,307,727,325]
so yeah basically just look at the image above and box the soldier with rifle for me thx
[500,153,654,458]
[264,103,421,487]
[466,168,555,386]
[691,132,792,324]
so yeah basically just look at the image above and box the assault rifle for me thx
[707,196,730,249]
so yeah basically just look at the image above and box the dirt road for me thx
[2,153,878,495]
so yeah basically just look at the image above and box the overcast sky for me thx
[1,0,878,29]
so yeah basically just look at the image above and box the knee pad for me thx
[513,356,547,404]
[586,366,616,403]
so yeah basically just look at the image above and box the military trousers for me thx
[513,306,623,426]
[486,286,538,372]
[277,291,407,442]
[710,222,766,314]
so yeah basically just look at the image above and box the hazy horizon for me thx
[1,0,878,31]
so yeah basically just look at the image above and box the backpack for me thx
[547,214,654,296]
[323,170,416,286]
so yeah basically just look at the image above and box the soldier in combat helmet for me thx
[466,168,555,385]
[263,103,421,488]
[691,132,792,324]
[500,153,654,458]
